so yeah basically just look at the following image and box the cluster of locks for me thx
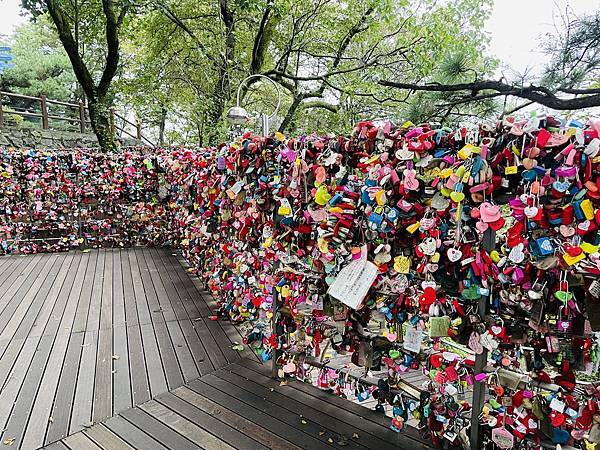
[0,148,167,254]
[1,114,600,449]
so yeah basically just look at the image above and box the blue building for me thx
[0,46,14,73]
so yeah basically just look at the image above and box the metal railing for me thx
[0,91,155,147]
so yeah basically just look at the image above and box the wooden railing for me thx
[0,91,155,147]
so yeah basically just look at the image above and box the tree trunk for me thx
[88,96,117,152]
[158,107,167,147]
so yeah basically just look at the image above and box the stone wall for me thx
[0,126,140,149]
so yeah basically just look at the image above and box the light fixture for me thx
[226,74,281,136]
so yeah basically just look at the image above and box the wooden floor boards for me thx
[0,248,246,449]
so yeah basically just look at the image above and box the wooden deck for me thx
[44,359,431,450]
[0,248,249,449]
[0,248,432,450]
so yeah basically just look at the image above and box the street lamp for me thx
[226,74,281,136]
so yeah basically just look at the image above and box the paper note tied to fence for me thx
[327,259,378,310]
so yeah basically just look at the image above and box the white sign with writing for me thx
[327,259,378,310]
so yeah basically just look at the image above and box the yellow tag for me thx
[275,131,285,141]
[565,128,577,138]
[431,252,440,263]
[406,222,420,234]
[581,242,599,254]
[262,237,273,248]
[277,205,291,216]
[563,252,585,266]
[457,144,479,160]
[402,121,415,128]
[393,256,411,274]
[439,168,453,179]
[505,166,518,175]
[580,199,594,220]
[363,154,380,165]
[511,144,521,157]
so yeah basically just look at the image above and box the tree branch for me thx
[98,0,127,97]
[377,79,600,110]
[44,0,95,98]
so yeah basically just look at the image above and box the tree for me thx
[0,16,78,102]
[21,0,132,151]
[122,0,494,144]
[375,8,600,113]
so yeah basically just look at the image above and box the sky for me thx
[0,0,598,77]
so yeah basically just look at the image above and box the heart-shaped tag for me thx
[447,247,462,262]
[509,243,525,264]
[480,202,501,223]
[450,191,465,203]
[386,333,397,342]
[476,220,489,233]
[552,180,570,192]
[524,206,538,218]
[559,225,575,237]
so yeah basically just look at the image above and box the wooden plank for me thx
[158,252,227,370]
[112,250,132,414]
[127,249,151,325]
[120,250,149,406]
[230,363,429,448]
[0,256,60,400]
[219,366,395,450]
[63,432,103,450]
[148,249,201,380]
[146,248,190,320]
[141,249,177,322]
[0,254,56,354]
[21,253,87,450]
[69,330,98,433]
[173,386,300,450]
[72,250,99,333]
[188,377,335,449]
[238,358,428,445]
[94,249,113,422]
[112,251,126,326]
[43,441,71,450]
[139,323,168,396]
[0,255,32,300]
[112,324,131,414]
[157,251,217,374]
[173,252,255,362]
[120,249,138,327]
[2,254,79,449]
[70,250,105,434]
[83,423,135,450]
[133,248,165,323]
[120,405,201,450]
[136,249,183,389]
[154,392,268,450]
[103,416,169,450]
[45,331,85,444]
[0,254,43,313]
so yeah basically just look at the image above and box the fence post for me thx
[469,228,496,450]
[136,120,142,141]
[40,95,49,129]
[79,102,86,133]
[0,94,3,128]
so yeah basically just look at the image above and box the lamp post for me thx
[226,74,281,137]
